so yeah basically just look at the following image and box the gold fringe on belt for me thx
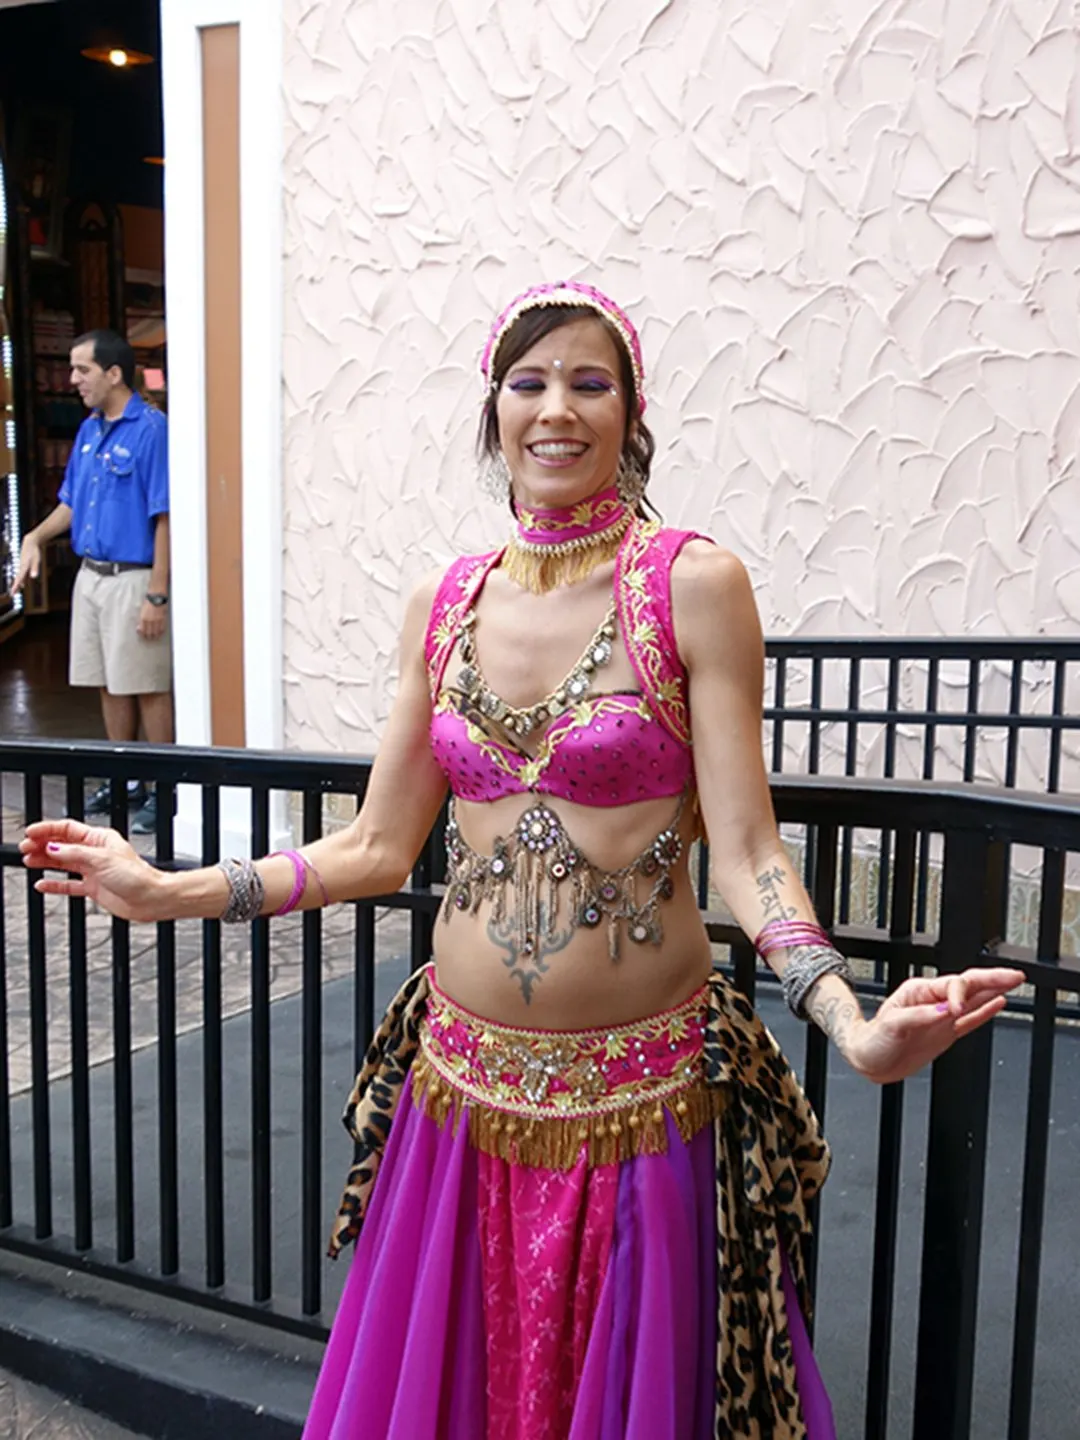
[410,1049,726,1170]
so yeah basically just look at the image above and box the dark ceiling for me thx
[0,0,164,210]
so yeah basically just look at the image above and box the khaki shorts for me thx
[69,564,173,695]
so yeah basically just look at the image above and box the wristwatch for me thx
[146,592,169,607]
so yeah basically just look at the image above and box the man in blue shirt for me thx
[14,330,172,833]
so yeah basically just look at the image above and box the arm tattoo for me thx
[486,903,577,1004]
[753,863,822,965]
[754,865,797,926]
[805,988,861,1056]
[754,863,859,1047]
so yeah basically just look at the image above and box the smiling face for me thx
[494,318,630,512]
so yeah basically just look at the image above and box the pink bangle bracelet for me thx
[270,849,331,917]
[755,919,829,942]
[302,852,331,906]
[272,850,307,917]
[755,928,831,955]
[753,919,832,957]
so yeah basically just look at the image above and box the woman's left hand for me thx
[842,967,1025,1085]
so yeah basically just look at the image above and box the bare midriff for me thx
[432,791,713,1030]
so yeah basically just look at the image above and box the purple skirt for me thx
[304,1095,835,1439]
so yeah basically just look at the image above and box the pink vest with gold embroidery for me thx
[612,519,705,747]
[424,521,707,805]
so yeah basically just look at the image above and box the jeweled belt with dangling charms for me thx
[442,790,686,981]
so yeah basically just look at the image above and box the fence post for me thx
[912,828,1005,1440]
[24,772,51,1241]
[864,828,917,1440]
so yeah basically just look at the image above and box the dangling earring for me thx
[616,452,646,507]
[480,450,512,500]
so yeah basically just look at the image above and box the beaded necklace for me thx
[457,599,617,741]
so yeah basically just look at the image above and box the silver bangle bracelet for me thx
[217,857,266,924]
[781,945,855,1020]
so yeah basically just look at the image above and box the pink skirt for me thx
[305,980,836,1440]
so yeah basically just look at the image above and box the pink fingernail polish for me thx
[936,1001,950,1013]
[46,843,60,854]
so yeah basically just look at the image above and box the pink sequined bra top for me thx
[424,522,705,808]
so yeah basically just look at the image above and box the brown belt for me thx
[81,558,150,576]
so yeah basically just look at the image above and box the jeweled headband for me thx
[481,281,647,416]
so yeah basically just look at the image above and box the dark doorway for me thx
[0,0,165,739]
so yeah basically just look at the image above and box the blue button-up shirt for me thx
[59,393,169,565]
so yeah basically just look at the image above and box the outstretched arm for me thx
[22,574,449,923]
[673,541,1021,1084]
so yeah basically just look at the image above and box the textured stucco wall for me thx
[281,0,1080,770]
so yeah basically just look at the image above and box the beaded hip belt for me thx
[412,976,725,1169]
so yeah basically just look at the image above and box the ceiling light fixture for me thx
[81,46,154,68]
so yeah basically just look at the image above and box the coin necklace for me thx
[457,599,618,740]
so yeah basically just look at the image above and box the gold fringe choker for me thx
[503,486,631,594]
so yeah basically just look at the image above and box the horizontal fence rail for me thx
[0,738,1078,1440]
[765,637,1080,789]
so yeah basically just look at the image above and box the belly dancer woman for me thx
[23,280,1022,1440]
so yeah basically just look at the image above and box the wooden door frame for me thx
[160,0,284,754]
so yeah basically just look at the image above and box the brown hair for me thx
[477,305,656,508]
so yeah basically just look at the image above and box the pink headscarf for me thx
[481,281,647,415]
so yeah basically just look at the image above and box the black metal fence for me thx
[762,638,1080,964]
[0,710,1078,1436]
[764,638,1080,794]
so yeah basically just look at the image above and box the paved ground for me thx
[0,1367,142,1439]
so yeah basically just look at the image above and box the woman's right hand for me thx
[20,820,172,922]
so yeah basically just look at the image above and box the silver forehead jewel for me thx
[552,359,564,370]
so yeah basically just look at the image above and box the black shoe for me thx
[85,780,148,817]
[131,790,175,835]
[130,792,157,835]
